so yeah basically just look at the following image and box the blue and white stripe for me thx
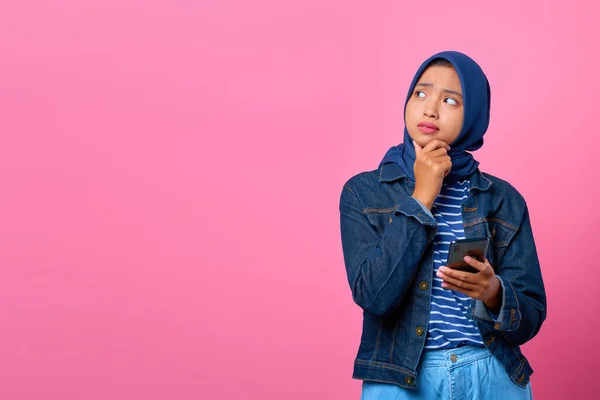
[425,180,484,350]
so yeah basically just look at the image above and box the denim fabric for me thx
[360,346,533,399]
[339,163,546,389]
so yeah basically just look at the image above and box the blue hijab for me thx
[380,51,491,183]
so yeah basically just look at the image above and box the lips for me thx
[418,122,439,134]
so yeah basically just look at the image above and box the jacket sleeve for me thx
[339,181,437,318]
[471,204,547,345]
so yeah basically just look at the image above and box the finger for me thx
[432,155,451,163]
[428,155,451,164]
[436,270,478,290]
[440,281,474,297]
[427,148,449,158]
[431,159,452,177]
[438,266,477,284]
[423,139,451,153]
[418,155,449,168]
[464,256,490,273]
[442,160,452,176]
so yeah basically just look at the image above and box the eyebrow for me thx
[416,82,463,97]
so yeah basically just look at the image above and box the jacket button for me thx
[405,377,413,385]
[419,281,428,290]
[416,327,424,336]
[450,354,458,363]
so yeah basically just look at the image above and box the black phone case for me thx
[446,238,490,274]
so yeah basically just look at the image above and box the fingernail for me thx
[464,256,472,263]
[439,266,446,272]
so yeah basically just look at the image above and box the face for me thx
[405,65,464,148]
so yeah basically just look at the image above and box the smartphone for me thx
[445,238,490,274]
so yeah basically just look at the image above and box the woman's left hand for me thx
[436,256,502,312]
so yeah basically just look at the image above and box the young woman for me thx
[339,51,546,399]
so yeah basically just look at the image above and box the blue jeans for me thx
[360,346,533,399]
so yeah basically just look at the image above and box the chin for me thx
[411,135,440,148]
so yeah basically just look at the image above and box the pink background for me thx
[0,1,598,399]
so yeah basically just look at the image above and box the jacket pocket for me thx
[486,217,518,265]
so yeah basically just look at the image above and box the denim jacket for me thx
[339,162,546,389]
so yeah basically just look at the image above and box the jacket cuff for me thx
[471,275,521,331]
[394,197,437,227]
[412,197,435,220]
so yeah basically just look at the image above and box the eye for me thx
[415,90,426,98]
[445,97,458,106]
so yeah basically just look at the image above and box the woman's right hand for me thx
[411,140,452,210]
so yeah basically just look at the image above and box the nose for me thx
[423,99,438,119]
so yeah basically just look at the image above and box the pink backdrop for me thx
[1,1,598,399]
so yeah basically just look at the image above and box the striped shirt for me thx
[424,180,484,350]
